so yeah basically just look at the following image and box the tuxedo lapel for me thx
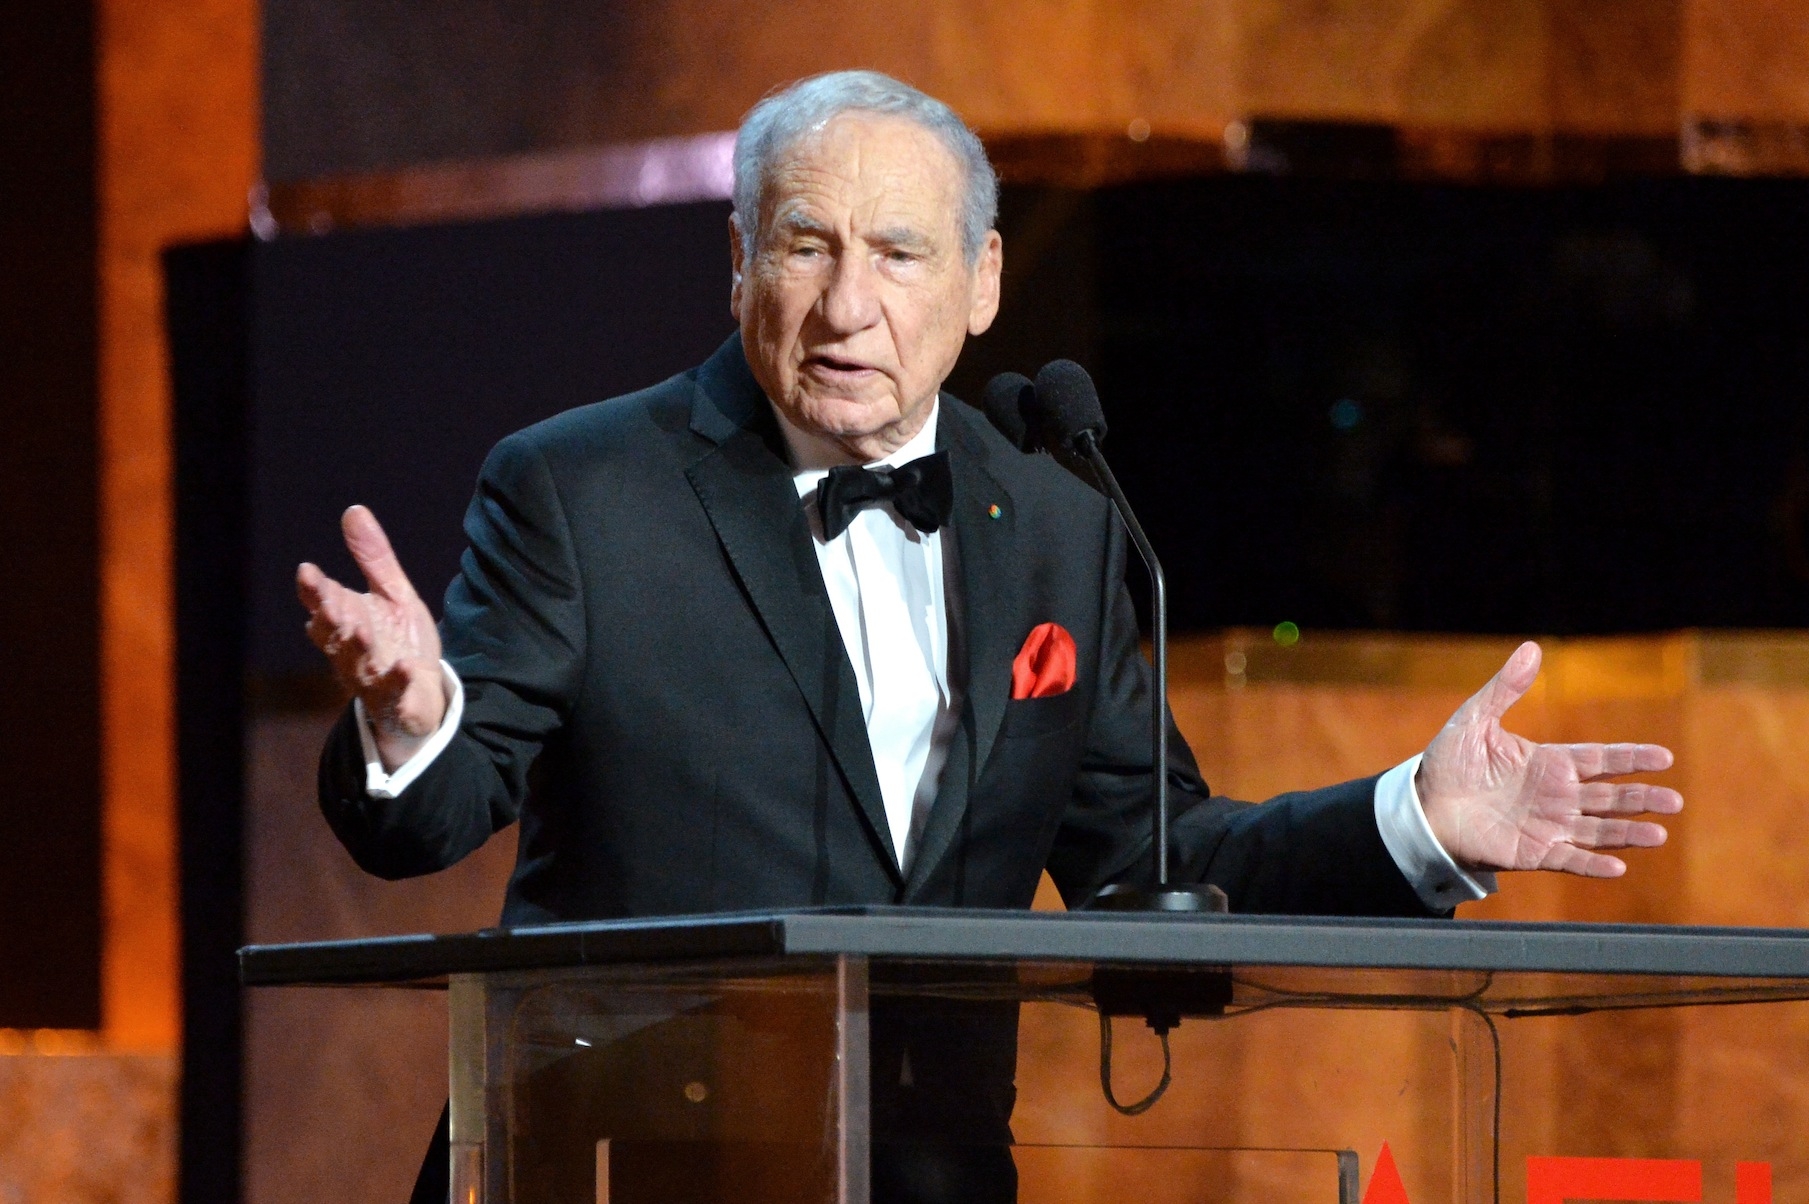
[683,338,901,879]
[902,399,1021,899]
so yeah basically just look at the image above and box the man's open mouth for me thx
[806,354,876,375]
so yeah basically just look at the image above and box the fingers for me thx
[297,561,353,640]
[1539,843,1628,879]
[1573,781,1684,816]
[1564,815,1670,850]
[296,561,328,611]
[297,534,440,716]
[341,505,420,606]
[1566,741,1674,780]
[310,595,410,693]
[299,563,391,677]
[303,574,374,660]
[1534,813,1669,878]
[1456,640,1542,726]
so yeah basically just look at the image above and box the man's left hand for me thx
[1418,641,1683,877]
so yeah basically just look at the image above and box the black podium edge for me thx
[239,907,1809,988]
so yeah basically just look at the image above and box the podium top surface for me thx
[239,906,1809,991]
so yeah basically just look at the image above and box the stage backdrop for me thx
[163,176,1809,1202]
[234,177,1809,685]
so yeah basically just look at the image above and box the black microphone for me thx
[980,371,1039,452]
[1031,360,1226,915]
[1028,359,1105,454]
[983,367,1105,489]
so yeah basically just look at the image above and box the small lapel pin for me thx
[987,504,1003,520]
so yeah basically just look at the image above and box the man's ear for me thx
[967,229,1004,336]
[728,214,747,320]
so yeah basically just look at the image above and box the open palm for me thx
[1418,642,1682,877]
[295,505,446,768]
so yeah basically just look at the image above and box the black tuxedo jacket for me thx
[319,335,1433,923]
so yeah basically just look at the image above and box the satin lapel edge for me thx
[902,403,1020,898]
[683,376,902,882]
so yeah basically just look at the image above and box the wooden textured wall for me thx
[12,0,1809,1199]
[0,0,254,1199]
[1689,0,1809,122]
[1027,630,1809,1200]
[264,0,1809,190]
[99,0,259,1058]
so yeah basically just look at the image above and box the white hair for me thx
[732,70,999,263]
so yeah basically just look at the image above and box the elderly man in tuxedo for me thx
[297,71,1680,1203]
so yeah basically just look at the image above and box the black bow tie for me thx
[816,451,954,540]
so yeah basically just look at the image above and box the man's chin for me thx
[793,395,907,441]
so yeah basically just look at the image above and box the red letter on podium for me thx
[1362,1143,1411,1204]
[1525,1157,1700,1204]
[1736,1162,1772,1204]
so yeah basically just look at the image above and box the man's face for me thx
[731,113,1003,461]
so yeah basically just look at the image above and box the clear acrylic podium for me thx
[239,908,1809,1204]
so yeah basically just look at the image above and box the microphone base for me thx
[1091,883,1229,914]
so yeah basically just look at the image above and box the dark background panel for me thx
[0,0,103,1029]
[247,200,738,676]
[238,176,1809,682]
[167,237,254,1204]
[261,0,642,182]
[1074,175,1809,635]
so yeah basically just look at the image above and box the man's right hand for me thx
[296,505,446,771]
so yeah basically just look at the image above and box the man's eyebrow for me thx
[870,225,936,253]
[775,212,833,239]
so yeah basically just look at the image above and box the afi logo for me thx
[1362,1144,1773,1204]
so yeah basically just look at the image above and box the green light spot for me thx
[1330,397,1363,432]
[1272,621,1301,647]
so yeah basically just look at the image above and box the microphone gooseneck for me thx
[1029,361,1224,915]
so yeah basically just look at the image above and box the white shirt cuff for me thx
[1374,753,1497,912]
[354,661,465,799]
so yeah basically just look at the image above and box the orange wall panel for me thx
[1157,632,1809,1190]
[1547,0,1683,135]
[1685,0,1809,122]
[97,0,258,1051]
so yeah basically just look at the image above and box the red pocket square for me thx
[1011,622,1077,700]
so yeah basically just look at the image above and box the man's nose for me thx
[818,250,881,332]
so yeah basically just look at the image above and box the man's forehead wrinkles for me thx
[772,187,957,241]
[749,114,968,266]
[770,193,948,245]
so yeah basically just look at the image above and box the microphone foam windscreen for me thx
[1033,359,1107,452]
[980,372,1038,452]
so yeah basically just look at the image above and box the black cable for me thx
[1098,1011,1172,1115]
[1459,1004,1503,1204]
[902,967,1511,1192]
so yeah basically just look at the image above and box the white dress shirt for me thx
[358,397,1493,909]
[775,403,957,874]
